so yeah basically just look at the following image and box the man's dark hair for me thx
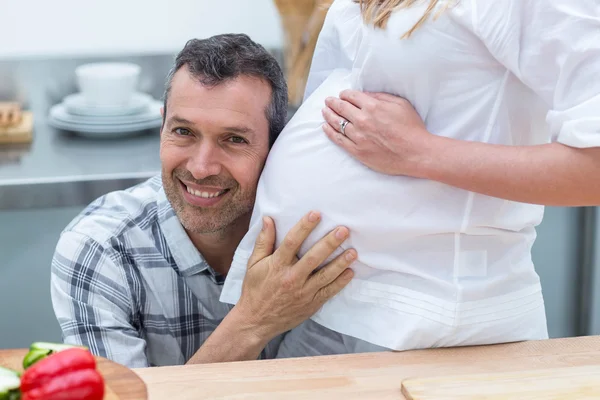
[163,34,288,147]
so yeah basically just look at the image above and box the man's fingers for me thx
[314,267,354,304]
[247,217,276,269]
[274,211,321,265]
[295,226,350,278]
[306,249,356,292]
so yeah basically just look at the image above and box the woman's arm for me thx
[416,136,600,207]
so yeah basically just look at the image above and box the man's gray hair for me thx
[163,33,288,147]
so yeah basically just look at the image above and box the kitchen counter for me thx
[0,128,162,209]
[0,130,161,209]
[133,335,600,399]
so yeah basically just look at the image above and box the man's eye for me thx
[174,128,191,136]
[228,136,247,144]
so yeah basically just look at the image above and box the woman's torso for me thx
[234,0,549,349]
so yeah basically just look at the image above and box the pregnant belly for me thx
[251,70,469,278]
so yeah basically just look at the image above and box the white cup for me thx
[75,62,141,107]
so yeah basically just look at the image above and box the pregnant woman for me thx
[221,0,600,357]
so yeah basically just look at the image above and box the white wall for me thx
[0,0,284,58]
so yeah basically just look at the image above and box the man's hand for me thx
[186,211,355,365]
[236,211,356,343]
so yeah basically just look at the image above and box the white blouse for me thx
[221,0,600,350]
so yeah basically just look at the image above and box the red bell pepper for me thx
[20,348,104,400]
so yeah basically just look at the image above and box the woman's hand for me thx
[322,90,433,177]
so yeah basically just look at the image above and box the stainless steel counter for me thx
[0,129,161,209]
[0,128,162,208]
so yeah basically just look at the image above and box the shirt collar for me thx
[156,184,210,277]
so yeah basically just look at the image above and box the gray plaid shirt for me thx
[51,175,282,367]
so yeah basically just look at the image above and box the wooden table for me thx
[2,336,598,399]
[133,335,600,399]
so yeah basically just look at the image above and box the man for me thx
[51,34,356,368]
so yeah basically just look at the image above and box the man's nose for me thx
[187,142,223,179]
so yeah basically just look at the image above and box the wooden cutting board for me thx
[0,349,147,399]
[401,364,600,399]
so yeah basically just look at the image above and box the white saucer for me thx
[63,92,153,116]
[50,100,162,125]
[48,119,162,138]
[48,100,163,138]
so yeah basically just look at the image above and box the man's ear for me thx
[160,107,166,134]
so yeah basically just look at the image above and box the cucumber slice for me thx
[22,349,51,370]
[29,342,86,352]
[0,368,20,400]
[0,367,19,378]
[23,342,88,369]
[0,389,21,400]
[6,392,21,400]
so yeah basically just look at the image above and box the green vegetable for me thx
[4,392,20,400]
[22,349,51,371]
[22,342,87,369]
[30,342,86,352]
[0,367,20,400]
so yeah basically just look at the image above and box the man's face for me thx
[160,68,271,234]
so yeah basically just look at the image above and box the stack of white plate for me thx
[48,62,163,138]
[48,93,163,139]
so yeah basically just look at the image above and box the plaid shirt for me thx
[50,175,282,367]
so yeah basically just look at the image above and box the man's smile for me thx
[179,179,231,207]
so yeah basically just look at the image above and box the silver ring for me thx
[340,119,349,136]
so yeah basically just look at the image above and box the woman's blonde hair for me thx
[354,0,441,38]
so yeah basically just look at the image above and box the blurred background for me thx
[0,0,599,349]
[0,0,283,57]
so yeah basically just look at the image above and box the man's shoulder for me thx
[63,175,163,247]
